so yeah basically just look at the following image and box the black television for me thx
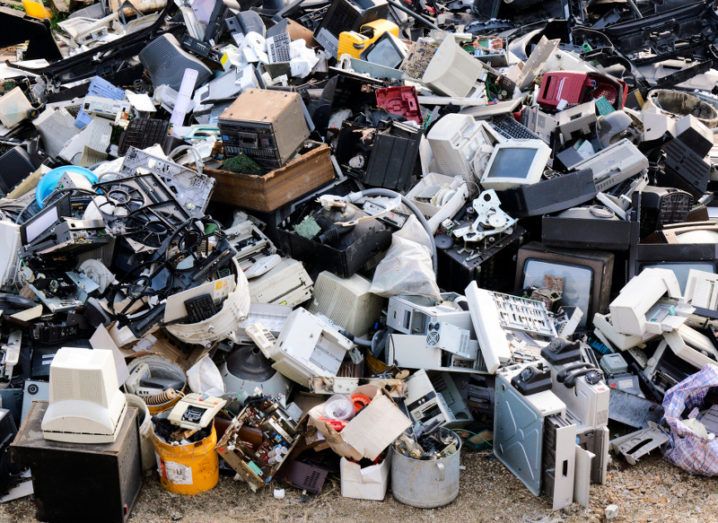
[515,242,615,328]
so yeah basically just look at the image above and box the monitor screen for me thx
[522,259,593,327]
[642,262,715,292]
[23,205,59,244]
[364,37,403,68]
[486,148,538,179]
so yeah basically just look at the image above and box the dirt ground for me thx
[0,451,714,523]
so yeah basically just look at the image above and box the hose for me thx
[169,144,205,173]
[346,188,438,273]
[144,389,183,406]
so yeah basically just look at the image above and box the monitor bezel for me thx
[480,139,550,190]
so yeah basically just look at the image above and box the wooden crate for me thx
[205,143,335,212]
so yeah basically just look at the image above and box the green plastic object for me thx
[293,216,321,239]
[595,96,615,116]
[221,154,264,175]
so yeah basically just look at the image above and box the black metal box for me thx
[11,402,142,523]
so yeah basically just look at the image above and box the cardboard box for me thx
[205,143,335,212]
[340,450,391,500]
[307,385,411,461]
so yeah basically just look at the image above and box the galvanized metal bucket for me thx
[390,428,462,508]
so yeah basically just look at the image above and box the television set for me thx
[514,242,615,327]
[360,32,407,68]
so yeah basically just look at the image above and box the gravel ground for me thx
[1,451,714,523]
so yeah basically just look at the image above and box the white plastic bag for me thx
[370,215,440,300]
[186,354,225,396]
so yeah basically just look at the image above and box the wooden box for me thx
[205,143,335,212]
[11,402,142,523]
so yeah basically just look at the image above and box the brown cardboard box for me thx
[205,143,335,212]
[306,384,411,462]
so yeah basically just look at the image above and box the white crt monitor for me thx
[480,139,551,190]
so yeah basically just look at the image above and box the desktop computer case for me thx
[219,89,310,168]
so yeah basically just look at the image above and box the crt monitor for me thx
[630,241,718,290]
[361,33,406,68]
[639,262,715,293]
[480,139,550,191]
[515,242,615,328]
[656,221,718,245]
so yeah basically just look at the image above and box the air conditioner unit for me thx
[42,347,127,444]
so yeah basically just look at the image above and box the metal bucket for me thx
[390,428,461,508]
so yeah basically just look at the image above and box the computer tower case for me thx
[219,88,310,169]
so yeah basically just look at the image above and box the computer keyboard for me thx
[491,115,541,140]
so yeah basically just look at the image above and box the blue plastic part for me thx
[35,166,97,208]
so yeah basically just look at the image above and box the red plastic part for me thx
[375,86,423,124]
[537,71,628,111]
[351,393,372,413]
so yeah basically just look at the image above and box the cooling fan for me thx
[94,173,191,249]
[426,321,441,346]
[124,204,187,249]
[95,183,147,220]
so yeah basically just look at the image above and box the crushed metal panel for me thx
[608,388,664,429]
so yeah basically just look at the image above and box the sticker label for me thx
[162,459,193,485]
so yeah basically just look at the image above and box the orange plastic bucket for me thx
[151,425,219,495]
